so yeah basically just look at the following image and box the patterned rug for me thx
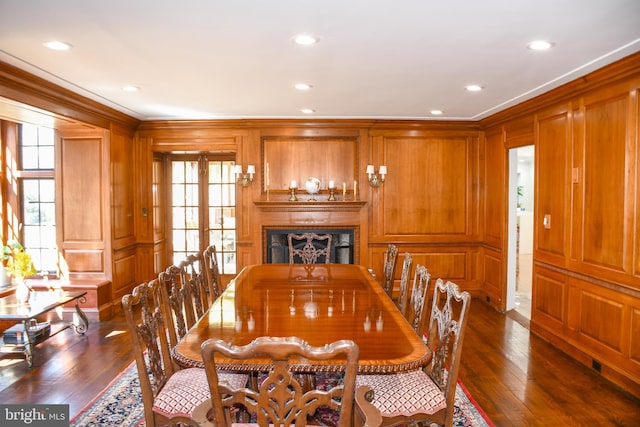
[70,361,494,426]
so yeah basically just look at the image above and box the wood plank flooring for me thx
[0,299,638,425]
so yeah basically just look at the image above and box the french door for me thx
[168,154,237,275]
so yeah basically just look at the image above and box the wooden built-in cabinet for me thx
[1,53,639,397]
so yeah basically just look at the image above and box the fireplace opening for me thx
[265,228,355,264]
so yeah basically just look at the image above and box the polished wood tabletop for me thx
[172,264,430,373]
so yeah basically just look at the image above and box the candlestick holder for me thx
[289,186,298,201]
[328,187,336,201]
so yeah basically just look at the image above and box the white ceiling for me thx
[1,0,639,122]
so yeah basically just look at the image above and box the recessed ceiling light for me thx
[293,34,319,45]
[430,110,444,115]
[43,41,73,51]
[301,108,315,114]
[465,85,484,92]
[294,83,313,91]
[122,85,140,92]
[527,40,555,51]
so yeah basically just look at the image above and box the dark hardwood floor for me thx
[0,299,638,425]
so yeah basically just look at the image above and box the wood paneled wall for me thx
[480,53,640,396]
[1,53,640,396]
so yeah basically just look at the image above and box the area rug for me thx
[71,361,494,426]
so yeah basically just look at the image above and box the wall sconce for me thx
[234,164,255,187]
[366,164,387,187]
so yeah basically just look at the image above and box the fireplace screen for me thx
[265,228,355,264]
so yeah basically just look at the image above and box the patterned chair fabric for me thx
[354,279,471,427]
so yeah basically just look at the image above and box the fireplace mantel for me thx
[254,200,367,264]
[254,200,366,213]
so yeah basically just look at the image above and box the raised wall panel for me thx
[533,268,564,325]
[63,249,104,272]
[110,128,135,246]
[535,109,569,259]
[482,249,502,304]
[382,136,471,235]
[113,251,137,300]
[417,252,467,280]
[579,291,624,353]
[61,137,104,242]
[262,138,357,191]
[582,96,628,271]
[482,129,504,247]
[631,307,640,364]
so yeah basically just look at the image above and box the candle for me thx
[290,180,297,189]
[354,180,357,199]
[329,180,335,189]
[266,162,269,187]
[343,182,346,199]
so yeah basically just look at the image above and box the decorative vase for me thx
[0,267,10,289]
[14,277,31,304]
[305,177,321,201]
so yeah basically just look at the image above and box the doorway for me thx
[507,146,534,320]
[166,154,238,276]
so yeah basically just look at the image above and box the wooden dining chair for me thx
[159,263,191,349]
[122,279,247,427]
[159,255,208,349]
[368,244,398,298]
[354,279,471,427]
[203,244,223,301]
[197,336,359,427]
[405,264,432,340]
[287,232,332,264]
[380,244,399,297]
[182,253,209,318]
[395,252,413,317]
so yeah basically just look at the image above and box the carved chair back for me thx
[425,278,471,425]
[396,252,413,316]
[353,278,470,427]
[181,253,208,318]
[203,244,222,300]
[201,336,359,427]
[381,244,399,297]
[287,232,332,264]
[406,264,432,339]
[159,255,207,348]
[122,279,176,425]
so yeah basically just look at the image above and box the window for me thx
[169,155,237,275]
[19,124,57,274]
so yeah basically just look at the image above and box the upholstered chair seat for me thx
[153,367,248,420]
[355,370,446,418]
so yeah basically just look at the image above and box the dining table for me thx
[172,263,430,374]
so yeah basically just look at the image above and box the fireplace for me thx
[264,227,356,264]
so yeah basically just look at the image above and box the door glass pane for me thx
[171,160,200,263]
[169,157,237,274]
[208,160,236,274]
